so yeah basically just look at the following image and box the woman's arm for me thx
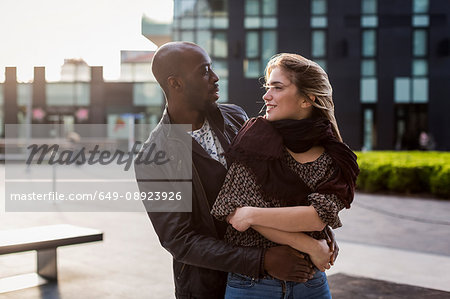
[228,206,326,233]
[252,225,331,272]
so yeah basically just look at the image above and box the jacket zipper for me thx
[177,264,186,280]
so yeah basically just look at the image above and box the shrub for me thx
[356,151,450,199]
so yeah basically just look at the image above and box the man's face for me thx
[180,47,220,111]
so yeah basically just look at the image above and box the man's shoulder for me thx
[217,103,248,121]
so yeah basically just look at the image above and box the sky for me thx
[0,0,173,82]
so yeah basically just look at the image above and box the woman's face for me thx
[263,67,307,121]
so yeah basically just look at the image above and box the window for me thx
[244,0,278,78]
[361,78,377,103]
[413,30,427,56]
[394,78,411,103]
[46,83,90,106]
[362,0,377,14]
[133,83,164,106]
[311,0,327,15]
[412,78,428,103]
[413,0,428,14]
[312,31,326,58]
[412,59,427,76]
[363,108,375,150]
[362,30,376,57]
[361,59,376,76]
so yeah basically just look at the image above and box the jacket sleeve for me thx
[147,210,264,278]
[135,154,264,278]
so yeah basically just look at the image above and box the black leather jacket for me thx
[135,104,264,298]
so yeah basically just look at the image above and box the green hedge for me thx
[356,151,450,199]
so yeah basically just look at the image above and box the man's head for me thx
[152,42,220,112]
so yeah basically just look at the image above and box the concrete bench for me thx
[0,224,103,293]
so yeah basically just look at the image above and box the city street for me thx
[1,165,450,298]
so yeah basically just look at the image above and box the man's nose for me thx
[211,69,219,82]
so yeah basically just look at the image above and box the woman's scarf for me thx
[226,117,359,208]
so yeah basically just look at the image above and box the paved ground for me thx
[1,165,450,298]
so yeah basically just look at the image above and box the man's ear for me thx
[167,76,183,91]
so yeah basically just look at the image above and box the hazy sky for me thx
[0,0,173,82]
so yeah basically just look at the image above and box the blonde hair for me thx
[264,53,343,142]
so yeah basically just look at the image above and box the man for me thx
[135,42,334,298]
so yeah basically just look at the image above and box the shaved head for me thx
[152,42,206,96]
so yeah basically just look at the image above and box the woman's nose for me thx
[263,90,271,101]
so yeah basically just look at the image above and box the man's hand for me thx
[264,246,315,282]
[324,226,339,265]
[227,207,252,232]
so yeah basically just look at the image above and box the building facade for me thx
[147,0,450,150]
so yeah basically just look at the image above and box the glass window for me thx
[361,16,378,27]
[197,30,213,53]
[217,78,228,102]
[311,16,327,28]
[181,31,195,43]
[197,0,211,16]
[311,0,327,15]
[412,59,428,76]
[362,59,376,76]
[75,83,90,105]
[262,0,277,16]
[210,0,228,17]
[362,30,376,57]
[244,59,261,78]
[412,15,429,27]
[412,78,428,103]
[262,17,277,28]
[133,83,164,106]
[394,77,411,103]
[246,0,260,15]
[213,32,228,58]
[261,30,277,65]
[17,83,32,106]
[180,18,195,29]
[246,31,260,58]
[413,0,429,14]
[245,17,261,28]
[46,83,89,106]
[179,0,197,17]
[312,30,326,57]
[212,17,228,28]
[197,17,211,29]
[360,78,377,103]
[363,108,374,150]
[213,60,229,77]
[362,0,377,14]
[413,30,427,56]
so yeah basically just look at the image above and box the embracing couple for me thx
[135,41,359,299]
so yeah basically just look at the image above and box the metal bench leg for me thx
[37,248,57,281]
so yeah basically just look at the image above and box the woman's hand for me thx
[308,239,332,272]
[227,207,253,232]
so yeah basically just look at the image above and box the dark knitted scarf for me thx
[226,117,359,208]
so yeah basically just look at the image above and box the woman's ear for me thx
[300,94,316,108]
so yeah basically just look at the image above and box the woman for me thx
[211,53,359,298]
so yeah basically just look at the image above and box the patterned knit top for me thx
[210,149,345,248]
